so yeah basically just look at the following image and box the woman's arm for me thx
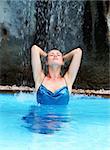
[63,48,82,87]
[31,45,47,89]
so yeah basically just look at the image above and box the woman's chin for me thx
[50,63,61,67]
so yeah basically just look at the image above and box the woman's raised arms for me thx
[63,48,82,91]
[31,45,47,90]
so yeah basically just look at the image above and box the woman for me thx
[31,45,82,105]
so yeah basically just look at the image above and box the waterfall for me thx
[34,0,85,52]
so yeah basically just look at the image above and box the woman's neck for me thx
[48,67,61,80]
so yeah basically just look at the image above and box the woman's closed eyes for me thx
[49,53,62,57]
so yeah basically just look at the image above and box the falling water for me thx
[34,0,85,52]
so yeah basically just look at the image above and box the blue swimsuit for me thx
[37,84,69,105]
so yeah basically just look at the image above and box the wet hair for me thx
[48,48,63,55]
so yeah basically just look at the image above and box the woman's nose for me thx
[54,54,58,57]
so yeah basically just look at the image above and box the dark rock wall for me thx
[0,0,36,86]
[0,0,109,89]
[82,1,109,89]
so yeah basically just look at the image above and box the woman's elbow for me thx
[74,48,82,56]
[76,48,82,54]
[31,45,41,53]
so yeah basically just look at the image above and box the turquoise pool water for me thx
[0,93,110,150]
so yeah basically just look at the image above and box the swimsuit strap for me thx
[64,76,68,87]
[41,76,46,85]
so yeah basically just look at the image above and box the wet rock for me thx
[0,0,36,86]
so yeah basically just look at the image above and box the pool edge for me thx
[0,85,109,98]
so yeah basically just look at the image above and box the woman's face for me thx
[47,50,64,66]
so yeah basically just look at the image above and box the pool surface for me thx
[0,92,110,150]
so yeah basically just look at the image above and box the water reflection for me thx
[22,105,71,135]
